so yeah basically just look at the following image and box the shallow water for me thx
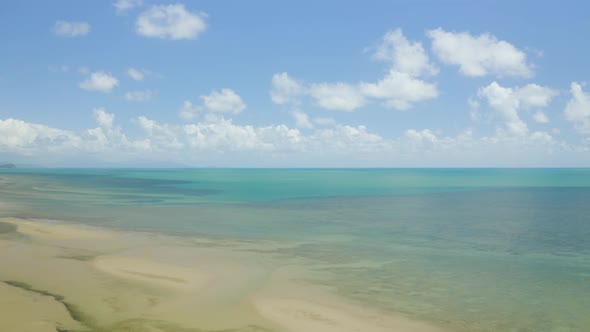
[1,168,589,331]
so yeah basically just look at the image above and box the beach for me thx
[0,218,445,332]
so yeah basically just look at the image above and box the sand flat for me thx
[0,218,449,332]
[254,297,445,332]
[7,218,117,240]
[94,255,211,290]
[0,281,84,332]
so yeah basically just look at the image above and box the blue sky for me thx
[1,0,589,167]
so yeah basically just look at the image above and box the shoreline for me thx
[0,217,447,332]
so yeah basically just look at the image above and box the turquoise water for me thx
[1,168,589,331]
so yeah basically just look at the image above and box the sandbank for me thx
[0,218,448,332]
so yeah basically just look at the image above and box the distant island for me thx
[0,164,16,168]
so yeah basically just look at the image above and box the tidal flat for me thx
[0,218,444,332]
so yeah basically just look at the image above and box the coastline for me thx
[0,217,446,332]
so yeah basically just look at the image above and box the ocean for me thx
[1,168,589,331]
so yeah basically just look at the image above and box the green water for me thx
[1,168,589,331]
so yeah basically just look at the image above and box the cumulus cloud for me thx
[94,108,115,128]
[270,72,305,105]
[114,0,143,14]
[0,118,79,152]
[428,28,532,77]
[516,84,557,107]
[80,72,119,93]
[405,129,439,144]
[308,82,366,111]
[291,111,313,129]
[478,82,557,135]
[564,82,590,134]
[271,29,438,112]
[85,110,131,153]
[53,21,91,37]
[180,89,246,120]
[361,28,438,110]
[0,107,584,167]
[201,89,246,114]
[127,68,145,81]
[184,118,302,152]
[0,110,381,164]
[179,100,201,121]
[312,125,383,151]
[374,28,437,76]
[359,71,438,110]
[136,4,207,40]
[124,90,153,102]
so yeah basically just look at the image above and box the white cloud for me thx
[180,117,303,152]
[478,82,557,135]
[516,84,557,107]
[80,72,119,93]
[134,116,184,150]
[271,72,305,105]
[179,100,201,120]
[291,111,313,129]
[359,29,438,110]
[313,125,383,149]
[136,4,207,40]
[564,82,590,134]
[271,29,438,112]
[399,128,564,166]
[533,111,549,124]
[136,116,156,132]
[359,71,438,110]
[114,0,143,14]
[0,109,585,167]
[53,21,91,37]
[374,28,437,77]
[93,108,114,128]
[180,89,246,121]
[127,68,145,81]
[124,90,153,102]
[427,28,532,78]
[404,129,442,152]
[405,129,438,143]
[309,82,366,111]
[478,83,528,135]
[0,118,79,152]
[201,89,246,114]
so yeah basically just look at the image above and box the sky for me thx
[1,0,590,167]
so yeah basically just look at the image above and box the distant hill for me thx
[0,163,16,169]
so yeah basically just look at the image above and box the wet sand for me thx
[0,218,446,332]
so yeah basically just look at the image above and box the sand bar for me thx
[10,218,117,240]
[254,297,445,332]
[0,281,84,332]
[94,255,211,290]
[0,218,448,332]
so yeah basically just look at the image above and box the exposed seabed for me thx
[0,218,444,332]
